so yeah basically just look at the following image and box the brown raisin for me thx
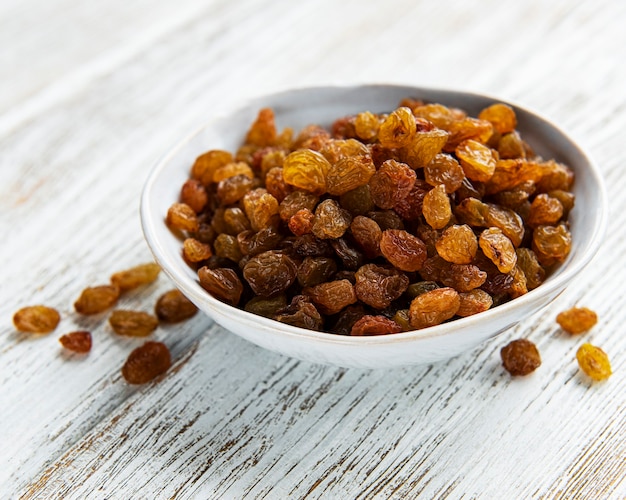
[312,199,352,240]
[245,294,288,318]
[109,310,159,337]
[379,229,427,272]
[74,285,120,315]
[198,267,244,305]
[409,287,460,329]
[501,339,541,376]
[243,251,297,297]
[297,257,337,287]
[355,263,409,309]
[122,341,171,385]
[339,185,376,216]
[155,289,198,323]
[180,179,208,213]
[279,190,319,221]
[576,343,612,381]
[515,248,545,290]
[303,279,357,315]
[351,315,402,336]
[274,295,323,330]
[213,233,244,262]
[59,331,92,353]
[350,216,382,259]
[369,159,416,210]
[216,174,254,205]
[223,207,251,235]
[393,179,430,221]
[556,307,598,334]
[264,167,292,202]
[237,227,283,256]
[13,305,61,333]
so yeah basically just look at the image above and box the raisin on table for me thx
[576,343,612,381]
[500,338,541,376]
[122,341,172,385]
[13,305,61,333]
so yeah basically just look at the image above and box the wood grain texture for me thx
[1,0,625,498]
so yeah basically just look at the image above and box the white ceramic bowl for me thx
[141,84,607,369]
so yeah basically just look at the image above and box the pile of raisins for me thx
[168,98,575,336]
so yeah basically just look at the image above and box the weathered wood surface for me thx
[1,0,625,498]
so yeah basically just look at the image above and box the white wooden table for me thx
[2,0,625,498]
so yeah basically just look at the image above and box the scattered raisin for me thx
[13,305,61,333]
[501,339,541,376]
[59,331,92,353]
[74,285,120,315]
[110,263,161,292]
[556,307,598,334]
[109,310,159,337]
[122,341,172,385]
[576,343,612,381]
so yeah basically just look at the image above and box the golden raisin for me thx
[455,139,497,183]
[122,341,171,385]
[109,310,159,337]
[457,290,493,317]
[409,287,460,329]
[527,194,564,228]
[479,227,517,273]
[478,103,517,134]
[422,184,451,229]
[191,150,233,186]
[59,331,92,353]
[245,108,277,147]
[13,305,60,333]
[556,307,598,334]
[576,343,612,381]
[110,263,161,293]
[378,107,416,148]
[354,111,380,141]
[183,238,213,263]
[501,339,541,376]
[435,224,478,264]
[424,153,465,193]
[166,203,199,233]
[282,149,331,195]
[74,285,120,315]
[155,289,198,323]
[532,224,572,266]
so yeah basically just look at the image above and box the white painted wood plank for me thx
[1,0,625,498]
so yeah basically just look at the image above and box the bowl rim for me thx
[140,83,608,347]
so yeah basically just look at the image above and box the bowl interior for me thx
[141,84,607,367]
